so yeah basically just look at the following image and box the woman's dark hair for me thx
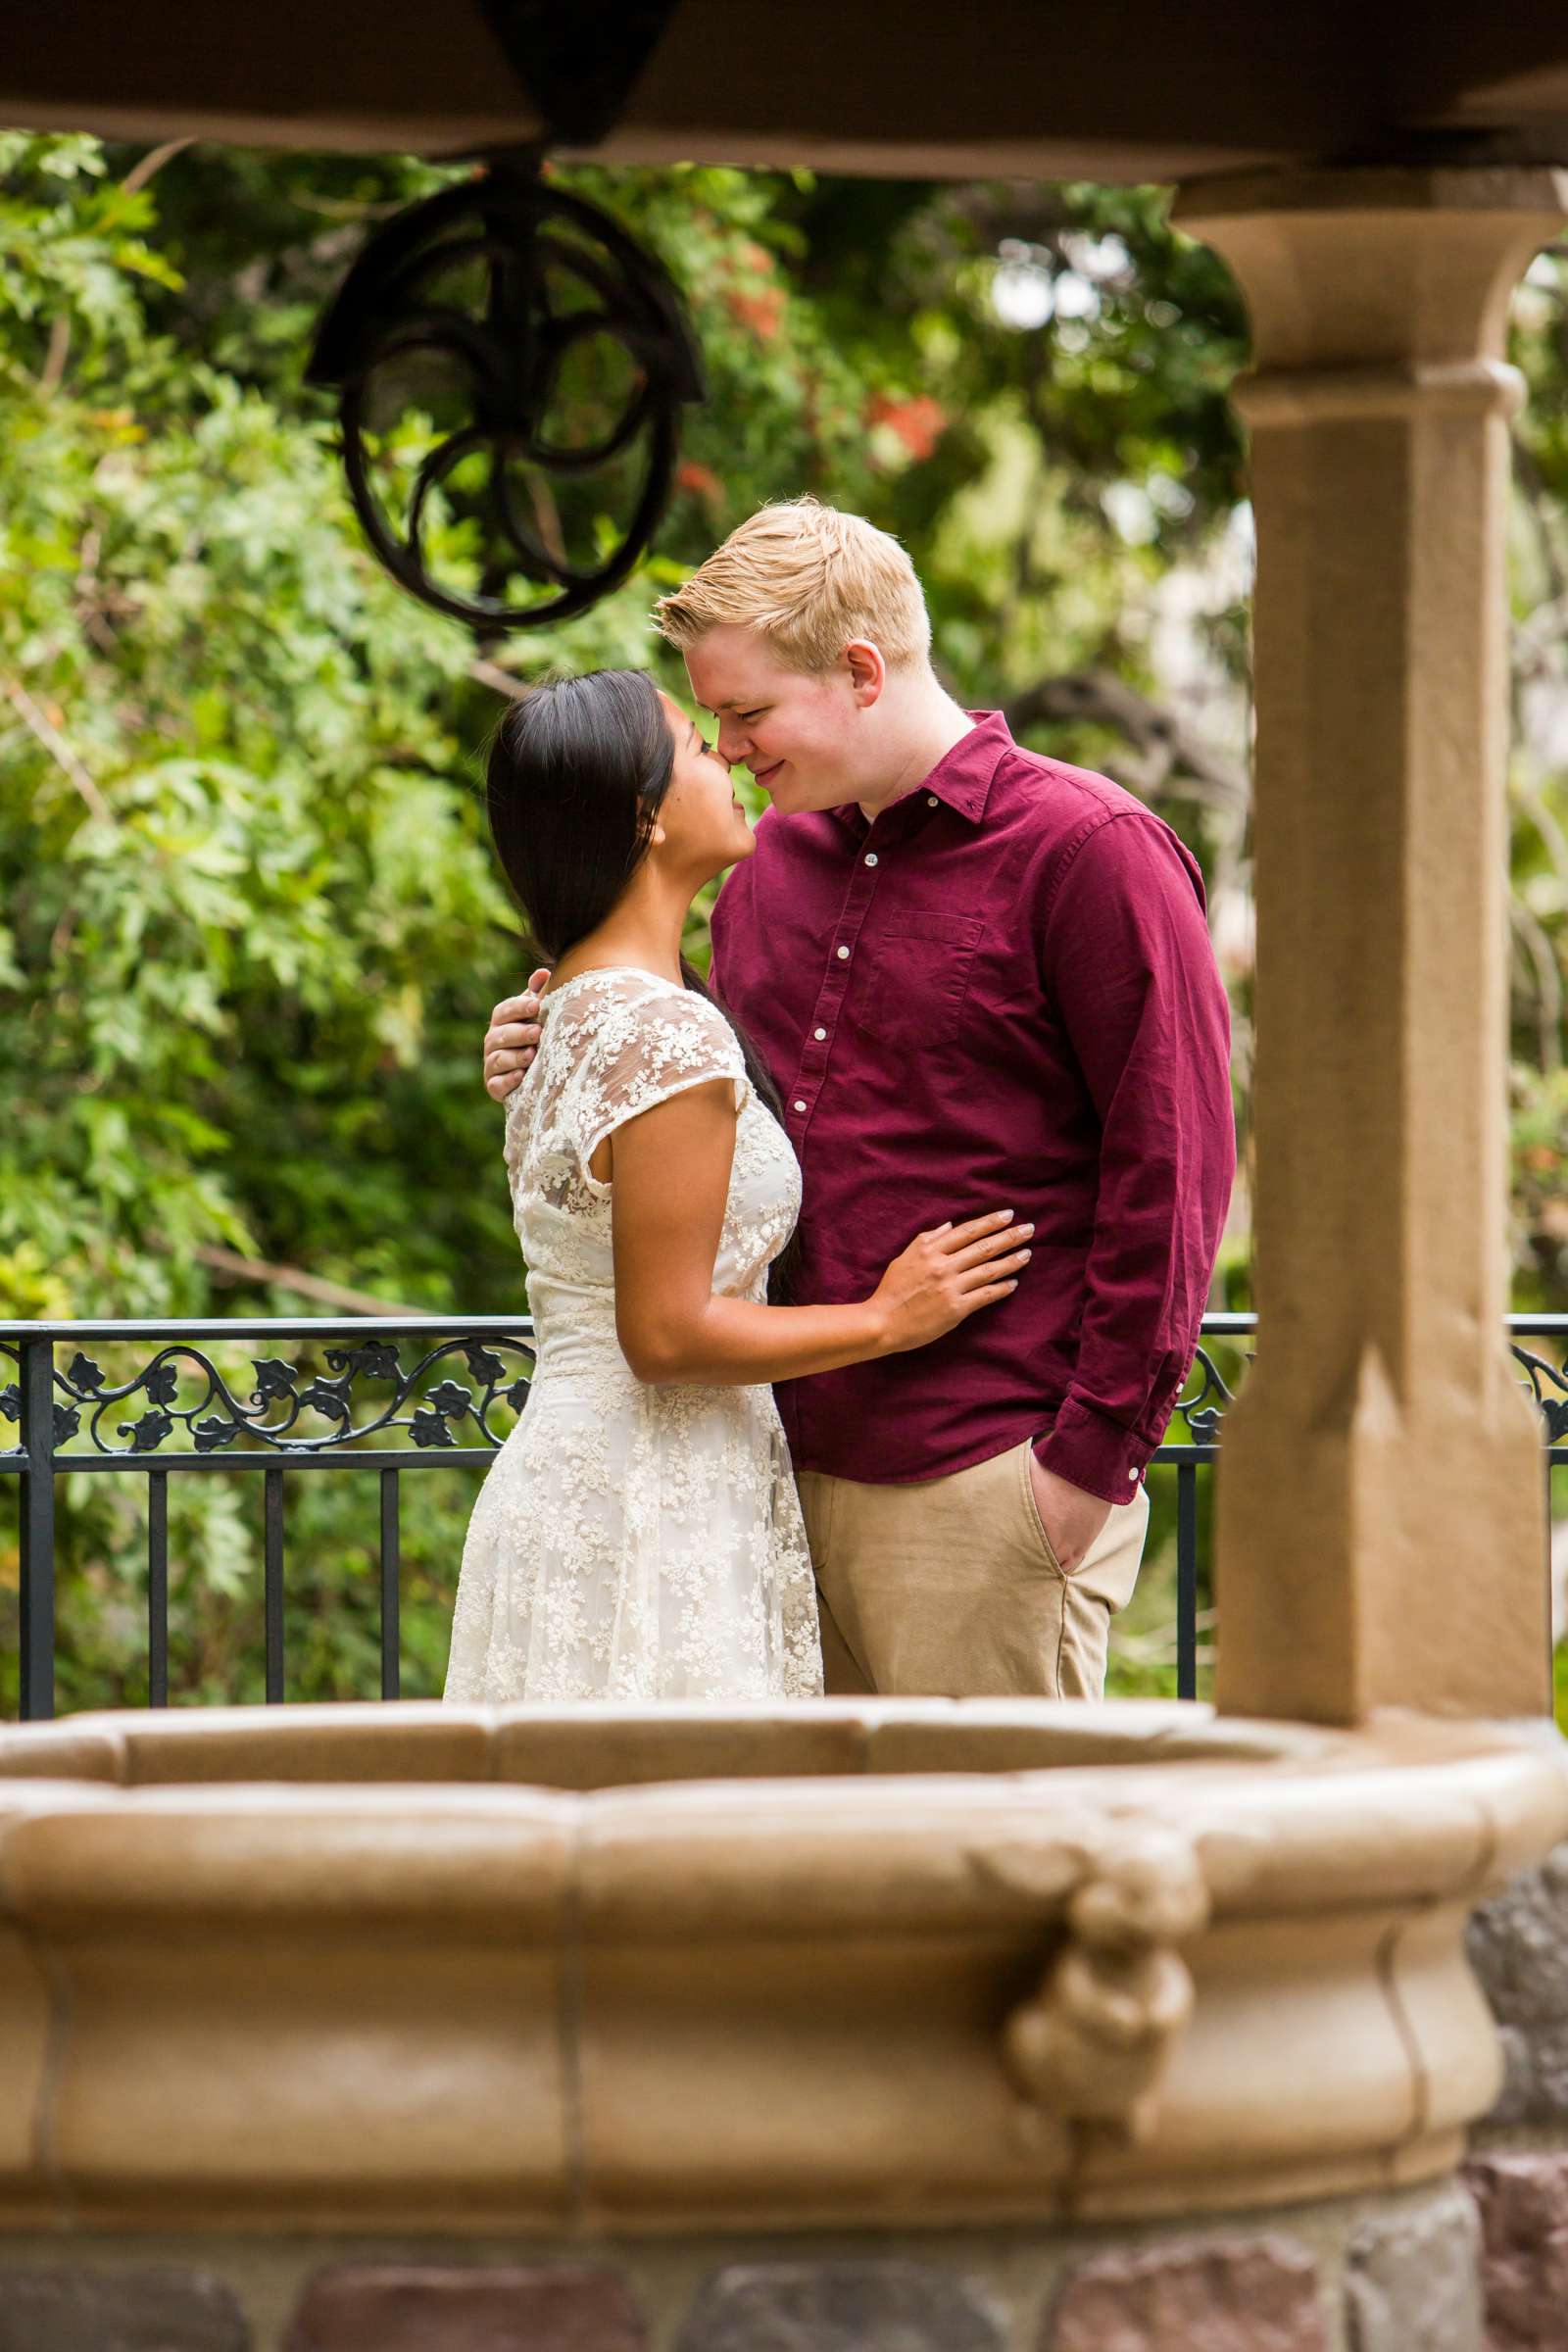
[486,669,799,1298]
[486,668,670,974]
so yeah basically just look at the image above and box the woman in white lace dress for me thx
[444,671,1029,1703]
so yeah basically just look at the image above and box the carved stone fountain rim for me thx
[0,1702,1561,2234]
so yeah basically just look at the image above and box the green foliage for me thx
[0,133,914,1707]
[1,133,1564,1712]
[0,140,902,1340]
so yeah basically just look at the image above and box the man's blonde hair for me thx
[653,497,932,673]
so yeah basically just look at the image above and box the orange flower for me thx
[868,393,947,461]
[676,461,723,502]
[726,285,786,342]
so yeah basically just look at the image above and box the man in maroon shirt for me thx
[483,500,1235,1699]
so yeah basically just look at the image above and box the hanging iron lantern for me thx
[307,5,700,633]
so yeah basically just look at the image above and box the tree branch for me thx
[1512,770,1568,895]
[120,137,195,196]
[469,658,529,702]
[1509,899,1565,1073]
[1,678,114,824]
[1512,435,1568,610]
[191,1243,428,1318]
[36,315,71,398]
[1004,668,1250,814]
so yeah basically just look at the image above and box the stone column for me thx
[1171,169,1568,1724]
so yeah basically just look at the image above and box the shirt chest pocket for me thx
[844,912,985,1053]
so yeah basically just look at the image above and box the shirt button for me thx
[793,1099,807,1113]
[1127,1467,1141,1482]
[813,1026,826,1041]
[927,795,939,808]
[864,853,878,867]
[836,945,850,960]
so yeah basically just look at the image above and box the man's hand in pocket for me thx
[483,967,551,1102]
[1028,1455,1112,1573]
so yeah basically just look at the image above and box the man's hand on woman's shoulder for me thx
[483,966,551,1102]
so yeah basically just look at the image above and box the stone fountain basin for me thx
[0,1697,1562,2235]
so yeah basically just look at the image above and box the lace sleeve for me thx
[571,983,748,1178]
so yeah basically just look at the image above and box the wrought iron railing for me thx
[2,1313,1564,1720]
[0,1317,535,1720]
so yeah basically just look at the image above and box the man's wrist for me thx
[1035,1396,1153,1507]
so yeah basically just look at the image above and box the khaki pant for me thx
[796,1438,1149,1701]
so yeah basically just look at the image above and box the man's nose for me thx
[716,719,750,765]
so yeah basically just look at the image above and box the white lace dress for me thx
[444,967,823,1702]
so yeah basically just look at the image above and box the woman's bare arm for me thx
[608,1080,1030,1387]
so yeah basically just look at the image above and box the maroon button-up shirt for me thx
[710,711,1235,1505]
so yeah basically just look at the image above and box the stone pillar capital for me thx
[1231,355,1522,431]
[1174,165,1568,376]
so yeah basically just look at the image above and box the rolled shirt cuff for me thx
[1034,1395,1155,1507]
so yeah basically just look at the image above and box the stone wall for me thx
[3,2149,1564,2346]
[1468,1838,1568,2137]
[0,2178,1495,2352]
[1459,1832,1568,2347]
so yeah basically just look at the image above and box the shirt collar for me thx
[922,710,1012,824]
[831,709,1013,836]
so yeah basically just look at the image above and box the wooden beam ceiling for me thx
[2,1,1568,178]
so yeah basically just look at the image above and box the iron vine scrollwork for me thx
[1514,1343,1568,1447]
[1168,1344,1248,1447]
[0,1334,535,1458]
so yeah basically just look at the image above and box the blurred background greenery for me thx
[1,132,1563,1715]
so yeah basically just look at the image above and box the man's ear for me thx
[844,639,887,707]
